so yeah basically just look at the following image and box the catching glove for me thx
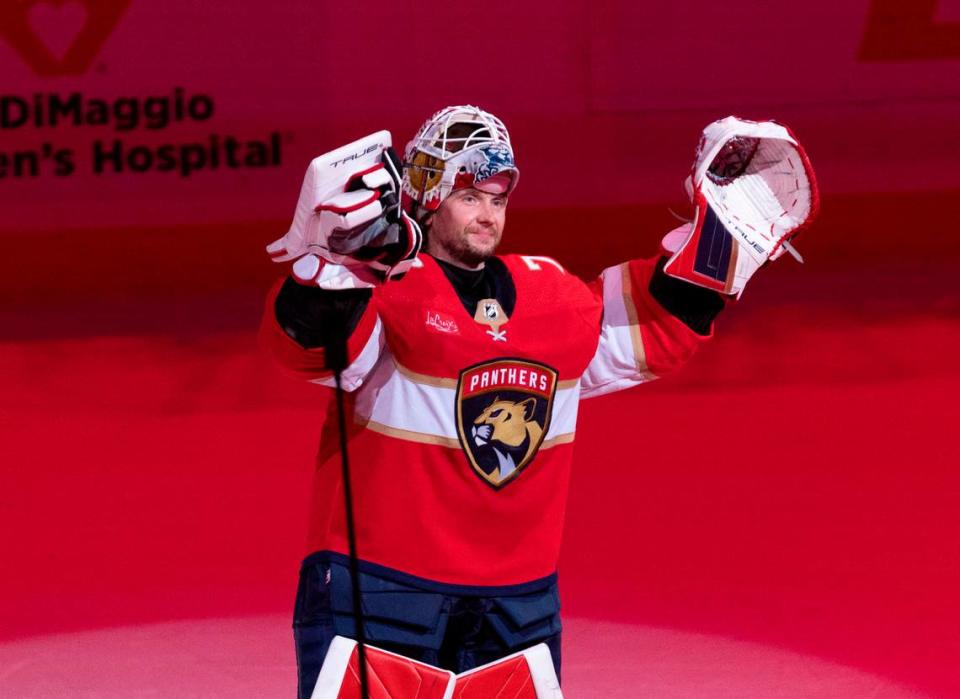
[662,116,819,296]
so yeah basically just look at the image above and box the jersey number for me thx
[520,256,565,273]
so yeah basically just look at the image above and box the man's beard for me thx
[433,226,500,268]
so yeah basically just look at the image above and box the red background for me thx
[1,1,958,696]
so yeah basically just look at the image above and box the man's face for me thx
[425,188,508,269]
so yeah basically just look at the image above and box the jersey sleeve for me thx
[580,257,719,398]
[259,276,385,392]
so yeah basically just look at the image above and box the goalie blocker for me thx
[663,116,819,296]
[266,130,423,290]
[311,636,563,699]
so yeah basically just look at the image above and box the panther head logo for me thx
[456,359,557,489]
[470,397,543,482]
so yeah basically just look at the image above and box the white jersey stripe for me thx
[352,353,580,446]
[395,362,458,389]
[580,264,658,399]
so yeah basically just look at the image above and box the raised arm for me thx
[260,133,422,391]
[582,115,818,398]
[581,256,723,398]
[260,280,382,391]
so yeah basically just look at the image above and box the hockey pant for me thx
[293,551,562,699]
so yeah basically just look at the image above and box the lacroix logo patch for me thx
[425,310,459,335]
[0,0,131,77]
[455,359,558,489]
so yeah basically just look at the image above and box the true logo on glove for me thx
[455,359,557,489]
[329,143,386,170]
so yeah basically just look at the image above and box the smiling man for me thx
[262,105,816,698]
[428,187,506,268]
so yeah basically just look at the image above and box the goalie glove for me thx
[266,131,422,289]
[662,116,819,296]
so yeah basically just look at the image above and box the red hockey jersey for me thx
[262,254,708,586]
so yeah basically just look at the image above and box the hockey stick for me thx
[328,342,370,699]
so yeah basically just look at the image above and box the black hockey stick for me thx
[327,341,370,699]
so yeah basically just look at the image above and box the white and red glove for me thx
[662,116,819,296]
[267,131,422,289]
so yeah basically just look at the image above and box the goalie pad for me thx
[311,636,563,699]
[267,131,422,288]
[311,636,454,699]
[453,644,563,698]
[663,116,819,296]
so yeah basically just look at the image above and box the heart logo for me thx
[0,0,131,77]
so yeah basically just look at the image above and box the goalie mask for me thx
[402,105,519,220]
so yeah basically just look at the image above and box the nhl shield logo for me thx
[455,359,558,489]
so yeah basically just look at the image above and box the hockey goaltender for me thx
[261,105,818,698]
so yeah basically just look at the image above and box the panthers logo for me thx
[456,359,557,488]
[471,397,543,480]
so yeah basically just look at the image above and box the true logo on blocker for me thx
[0,0,131,77]
[455,359,557,489]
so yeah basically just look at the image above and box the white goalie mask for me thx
[402,105,519,218]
